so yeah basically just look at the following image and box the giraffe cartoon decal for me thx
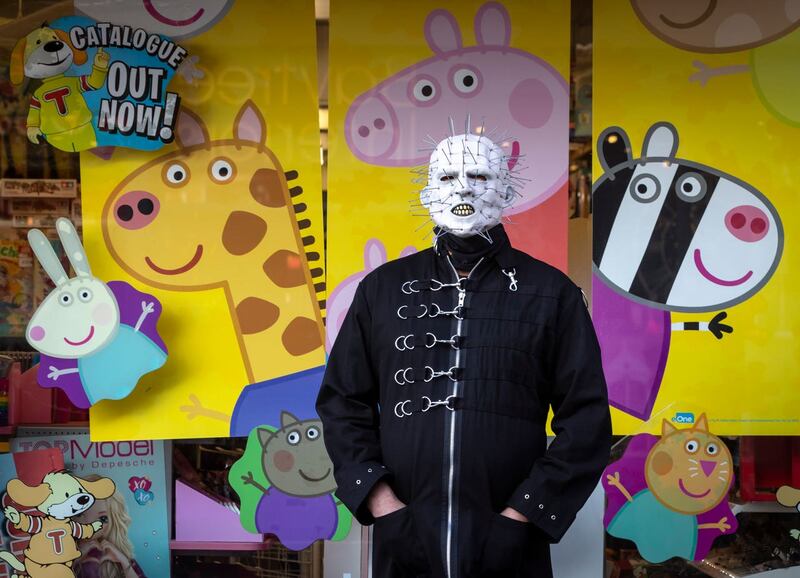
[101,100,326,435]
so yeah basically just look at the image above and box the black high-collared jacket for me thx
[317,238,612,578]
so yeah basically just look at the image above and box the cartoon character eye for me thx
[77,288,93,303]
[410,77,438,103]
[685,439,699,453]
[287,430,301,445]
[706,443,719,456]
[675,172,707,203]
[209,158,235,183]
[306,426,320,440]
[629,174,661,203]
[163,162,189,187]
[59,292,73,307]
[452,67,480,94]
[65,492,70,498]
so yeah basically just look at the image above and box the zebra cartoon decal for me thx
[592,122,783,421]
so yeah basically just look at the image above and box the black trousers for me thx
[372,505,553,578]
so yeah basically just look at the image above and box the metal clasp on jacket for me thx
[502,268,518,291]
[424,365,459,382]
[394,334,415,351]
[393,395,457,418]
[394,368,413,385]
[425,332,461,349]
[397,304,428,319]
[395,333,461,351]
[429,302,463,319]
[394,399,413,418]
[422,395,457,412]
[402,279,465,294]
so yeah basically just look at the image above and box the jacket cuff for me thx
[333,461,391,526]
[507,482,574,543]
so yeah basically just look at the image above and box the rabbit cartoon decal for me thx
[26,218,167,408]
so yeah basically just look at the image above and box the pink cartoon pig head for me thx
[345,1,569,214]
[326,240,416,352]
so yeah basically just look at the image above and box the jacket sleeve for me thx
[506,282,612,542]
[316,281,390,525]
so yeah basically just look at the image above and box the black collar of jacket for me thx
[433,224,518,274]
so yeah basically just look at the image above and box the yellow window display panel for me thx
[80,0,325,441]
[594,0,798,435]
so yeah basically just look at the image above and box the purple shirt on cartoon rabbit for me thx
[345,2,569,215]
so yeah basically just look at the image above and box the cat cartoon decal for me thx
[603,414,737,562]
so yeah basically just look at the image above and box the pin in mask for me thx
[418,118,520,240]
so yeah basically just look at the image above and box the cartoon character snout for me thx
[700,460,717,477]
[43,40,65,53]
[346,94,397,160]
[725,204,769,242]
[113,190,161,230]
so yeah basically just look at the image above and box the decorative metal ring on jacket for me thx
[401,280,420,294]
[394,399,412,418]
[397,304,428,319]
[424,332,438,348]
[394,367,413,385]
[394,334,414,351]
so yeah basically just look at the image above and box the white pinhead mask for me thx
[420,133,515,237]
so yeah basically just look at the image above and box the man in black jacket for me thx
[317,130,612,578]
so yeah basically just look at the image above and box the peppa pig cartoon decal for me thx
[593,122,783,421]
[25,218,167,408]
[326,239,416,352]
[344,1,569,263]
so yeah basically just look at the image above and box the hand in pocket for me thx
[373,506,430,575]
[478,513,531,576]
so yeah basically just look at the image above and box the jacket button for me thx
[524,494,530,500]
[539,504,544,509]
[368,468,373,473]
[550,515,556,520]
[356,480,361,485]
